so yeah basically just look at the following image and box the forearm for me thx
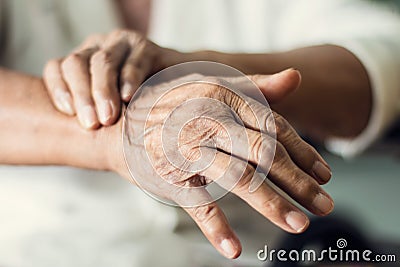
[0,68,118,171]
[166,45,372,140]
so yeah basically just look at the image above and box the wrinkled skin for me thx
[42,29,334,259]
[123,74,334,259]
[43,30,166,128]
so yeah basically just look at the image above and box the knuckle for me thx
[273,142,288,164]
[201,82,222,98]
[225,90,242,109]
[274,113,290,136]
[62,53,83,71]
[287,135,304,149]
[112,29,145,45]
[295,175,318,196]
[91,50,113,68]
[192,204,218,224]
[271,143,291,173]
[287,170,318,202]
[43,59,60,76]
[254,136,275,170]
[250,133,265,159]
[214,85,240,107]
[234,163,255,192]
[260,193,283,214]
[264,109,275,132]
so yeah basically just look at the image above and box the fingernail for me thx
[286,211,309,233]
[312,161,332,182]
[313,193,334,214]
[121,83,133,100]
[318,156,330,169]
[54,89,74,115]
[220,238,238,258]
[277,68,295,76]
[266,69,291,84]
[79,106,98,129]
[98,100,114,124]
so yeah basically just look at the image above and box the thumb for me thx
[248,68,301,104]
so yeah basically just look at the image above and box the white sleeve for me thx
[278,0,400,157]
[325,37,400,158]
[323,2,400,158]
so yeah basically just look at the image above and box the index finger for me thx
[172,187,241,259]
[199,149,310,234]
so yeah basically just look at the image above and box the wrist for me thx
[99,119,132,181]
[158,47,187,68]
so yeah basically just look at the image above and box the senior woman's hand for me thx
[43,30,168,128]
[120,73,333,259]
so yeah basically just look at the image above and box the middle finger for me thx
[61,47,100,129]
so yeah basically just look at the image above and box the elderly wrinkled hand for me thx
[43,30,167,129]
[42,29,333,258]
[122,73,333,259]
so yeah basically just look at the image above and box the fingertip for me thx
[121,82,134,102]
[273,68,302,93]
[312,193,335,216]
[220,237,242,259]
[253,68,301,103]
[184,201,242,260]
[121,63,144,101]
[78,105,100,130]
[54,88,75,116]
[97,99,120,126]
[284,67,302,84]
[285,211,310,234]
[312,161,332,184]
